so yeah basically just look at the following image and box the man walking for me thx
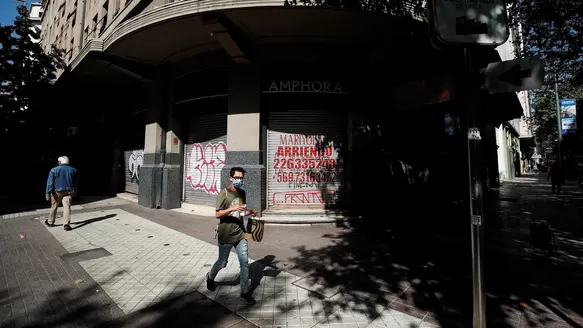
[45,156,78,231]
[206,167,258,305]
[548,160,562,194]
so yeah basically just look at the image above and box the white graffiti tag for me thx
[185,142,227,195]
[128,150,144,182]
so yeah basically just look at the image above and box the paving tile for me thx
[39,208,426,327]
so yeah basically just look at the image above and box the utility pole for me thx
[554,78,562,166]
[464,48,486,328]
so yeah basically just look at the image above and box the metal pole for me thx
[464,48,487,328]
[555,78,562,166]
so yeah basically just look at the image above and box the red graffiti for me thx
[185,142,227,195]
[272,190,337,206]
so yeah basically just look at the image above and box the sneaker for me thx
[206,273,216,291]
[240,292,256,305]
[44,220,55,227]
[64,224,72,231]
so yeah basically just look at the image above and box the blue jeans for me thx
[209,239,249,294]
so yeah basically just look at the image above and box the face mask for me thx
[233,179,244,188]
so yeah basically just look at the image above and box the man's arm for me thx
[46,169,55,197]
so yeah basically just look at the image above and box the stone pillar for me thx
[139,76,168,208]
[221,64,266,216]
[139,121,165,208]
[161,114,183,210]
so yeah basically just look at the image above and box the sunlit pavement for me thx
[36,208,434,328]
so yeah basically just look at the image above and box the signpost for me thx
[485,57,545,94]
[560,99,577,135]
[429,0,510,46]
[428,1,545,327]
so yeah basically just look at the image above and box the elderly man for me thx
[45,156,78,231]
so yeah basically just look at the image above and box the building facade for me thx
[494,24,532,181]
[41,0,524,221]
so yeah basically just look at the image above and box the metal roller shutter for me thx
[183,113,228,206]
[124,149,143,194]
[267,110,342,209]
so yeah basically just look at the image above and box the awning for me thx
[473,47,525,126]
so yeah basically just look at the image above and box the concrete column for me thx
[221,64,266,216]
[161,114,183,210]
[139,120,165,208]
[138,72,183,210]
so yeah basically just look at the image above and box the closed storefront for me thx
[183,112,228,206]
[124,149,143,194]
[266,109,343,209]
[174,66,228,207]
[122,108,146,195]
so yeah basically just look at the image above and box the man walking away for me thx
[206,167,258,305]
[45,156,78,231]
[548,160,562,194]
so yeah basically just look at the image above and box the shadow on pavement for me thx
[1,278,255,328]
[71,214,117,230]
[0,195,119,216]
[281,173,583,328]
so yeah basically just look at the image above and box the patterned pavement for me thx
[39,208,437,328]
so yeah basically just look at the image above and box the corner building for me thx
[42,0,522,221]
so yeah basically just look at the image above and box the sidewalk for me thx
[484,173,583,328]
[4,174,582,328]
[0,202,257,328]
[1,199,435,328]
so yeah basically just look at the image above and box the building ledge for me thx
[102,0,286,52]
[70,39,104,71]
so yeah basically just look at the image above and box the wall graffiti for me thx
[128,150,144,183]
[272,190,337,206]
[185,141,227,195]
[269,133,339,206]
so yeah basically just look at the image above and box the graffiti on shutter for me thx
[185,141,227,195]
[268,132,340,207]
[124,149,143,194]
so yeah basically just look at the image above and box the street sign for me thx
[428,0,510,46]
[485,56,545,94]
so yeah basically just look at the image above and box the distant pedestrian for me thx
[547,160,562,194]
[45,156,78,231]
[206,167,258,305]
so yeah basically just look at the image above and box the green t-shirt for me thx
[215,188,246,244]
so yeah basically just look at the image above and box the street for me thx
[2,174,583,328]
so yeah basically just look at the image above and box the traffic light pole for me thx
[463,47,487,328]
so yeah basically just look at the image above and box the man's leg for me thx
[235,239,255,304]
[207,243,233,291]
[552,180,556,193]
[61,192,72,227]
[48,193,61,225]
[235,239,250,294]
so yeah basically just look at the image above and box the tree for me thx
[505,0,583,85]
[0,5,64,149]
[528,92,557,158]
[0,5,64,197]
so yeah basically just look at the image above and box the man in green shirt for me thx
[206,167,258,304]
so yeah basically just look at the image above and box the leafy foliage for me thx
[283,0,427,17]
[506,0,583,85]
[528,92,557,157]
[0,5,64,150]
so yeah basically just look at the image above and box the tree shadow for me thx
[1,269,256,328]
